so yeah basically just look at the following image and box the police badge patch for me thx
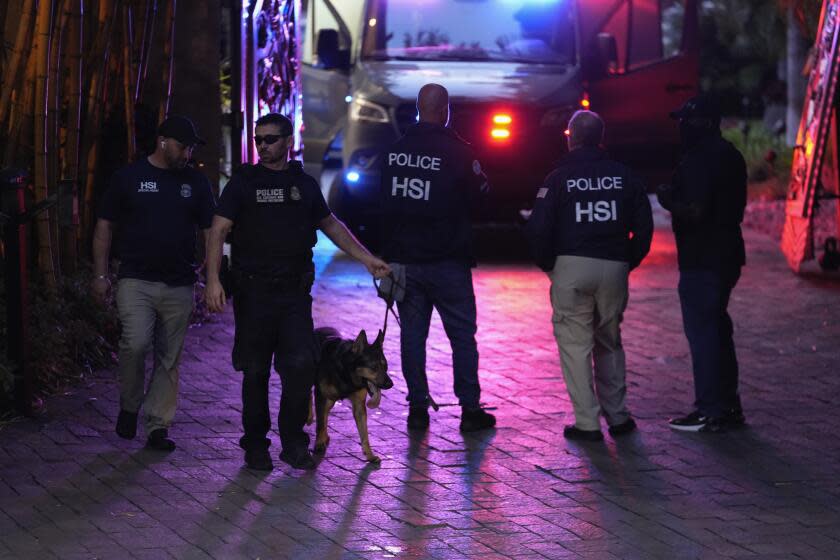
[290,186,301,201]
[180,184,192,198]
[472,160,482,175]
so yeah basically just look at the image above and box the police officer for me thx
[379,83,496,433]
[92,115,215,451]
[657,94,747,433]
[204,113,390,471]
[525,110,653,441]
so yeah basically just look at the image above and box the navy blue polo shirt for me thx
[98,158,215,286]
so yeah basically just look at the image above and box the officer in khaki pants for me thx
[92,116,215,451]
[525,110,653,441]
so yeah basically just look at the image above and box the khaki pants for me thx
[550,255,630,431]
[116,279,193,433]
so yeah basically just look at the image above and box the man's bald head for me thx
[567,110,604,150]
[417,83,450,125]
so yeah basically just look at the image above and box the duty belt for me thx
[232,269,314,293]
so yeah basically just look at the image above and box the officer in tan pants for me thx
[525,111,653,441]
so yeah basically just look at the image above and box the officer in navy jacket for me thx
[379,83,496,433]
[657,94,747,433]
[525,110,653,441]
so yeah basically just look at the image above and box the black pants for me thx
[233,277,316,453]
[678,267,742,418]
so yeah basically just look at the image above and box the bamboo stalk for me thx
[80,0,118,237]
[136,0,158,103]
[34,0,57,289]
[0,0,36,132]
[158,0,176,121]
[3,48,37,166]
[122,0,136,159]
[48,0,70,247]
[62,0,84,274]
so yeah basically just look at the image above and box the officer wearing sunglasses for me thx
[204,113,390,472]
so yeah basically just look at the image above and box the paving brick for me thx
[1,226,839,558]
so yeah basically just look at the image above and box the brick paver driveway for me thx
[1,217,839,559]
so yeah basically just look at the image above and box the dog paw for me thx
[313,439,329,455]
[365,454,381,463]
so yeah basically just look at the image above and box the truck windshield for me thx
[361,0,576,65]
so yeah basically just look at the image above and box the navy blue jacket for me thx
[658,132,747,271]
[379,122,488,264]
[525,146,653,271]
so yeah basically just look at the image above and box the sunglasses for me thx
[254,134,288,145]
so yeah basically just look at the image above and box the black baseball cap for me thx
[669,94,721,121]
[157,115,206,146]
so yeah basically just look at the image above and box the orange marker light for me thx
[580,98,591,109]
[493,114,512,125]
[491,128,511,139]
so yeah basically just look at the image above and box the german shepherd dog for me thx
[309,327,394,463]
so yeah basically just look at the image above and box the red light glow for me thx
[493,114,512,125]
[491,128,511,139]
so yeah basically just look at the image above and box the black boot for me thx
[460,407,496,432]
[146,429,176,451]
[115,410,138,440]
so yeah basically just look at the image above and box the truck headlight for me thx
[349,98,390,124]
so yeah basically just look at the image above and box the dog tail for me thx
[314,326,341,345]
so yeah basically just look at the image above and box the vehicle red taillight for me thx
[490,113,512,142]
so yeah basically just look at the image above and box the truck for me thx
[300,0,699,238]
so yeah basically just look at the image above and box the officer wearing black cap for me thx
[657,94,748,433]
[525,110,653,442]
[379,83,496,433]
[93,115,214,452]
[204,113,390,471]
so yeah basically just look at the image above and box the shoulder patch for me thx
[472,160,482,175]
[537,187,549,198]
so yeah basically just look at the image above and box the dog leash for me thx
[373,273,402,335]
[372,273,440,412]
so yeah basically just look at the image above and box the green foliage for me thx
[0,268,120,415]
[722,120,793,189]
[699,1,786,98]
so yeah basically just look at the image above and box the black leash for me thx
[373,273,402,335]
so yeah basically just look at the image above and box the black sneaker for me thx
[459,408,496,432]
[115,410,138,440]
[146,429,176,451]
[279,448,316,470]
[244,448,274,471]
[669,411,726,433]
[407,407,430,430]
[608,418,637,437]
[724,408,746,427]
[563,424,604,442]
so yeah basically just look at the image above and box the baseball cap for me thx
[669,94,721,121]
[157,115,206,146]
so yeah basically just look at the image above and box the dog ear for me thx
[352,330,368,353]
[373,329,384,347]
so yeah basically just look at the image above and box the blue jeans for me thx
[678,268,742,418]
[397,260,481,409]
